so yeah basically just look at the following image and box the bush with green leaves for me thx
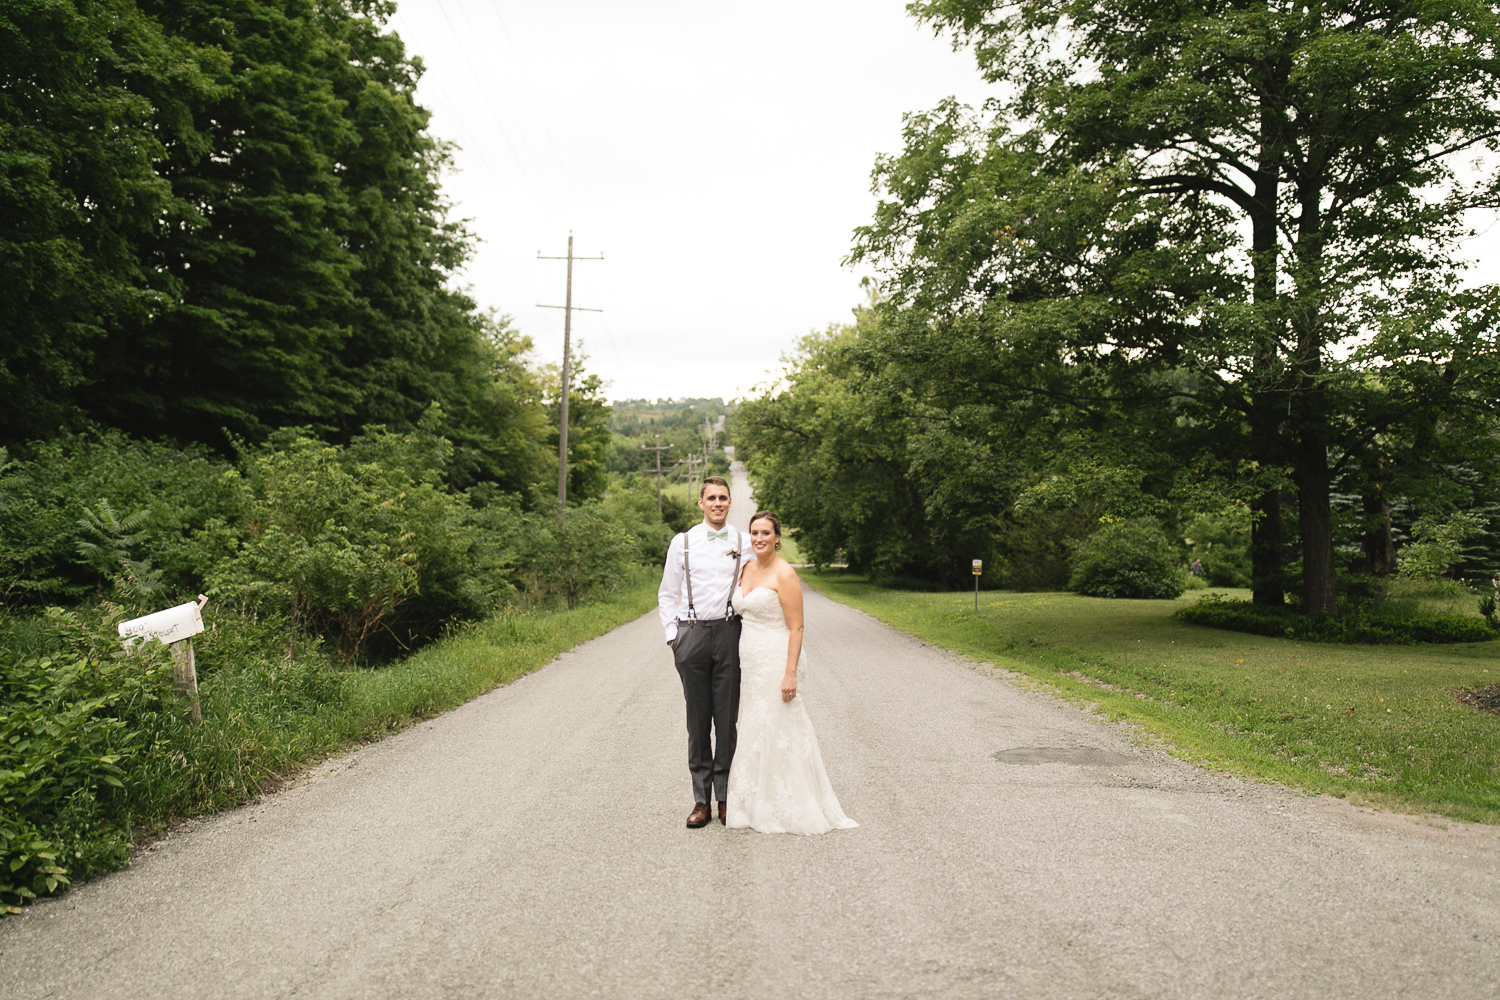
[1398,511,1487,581]
[1068,518,1185,599]
[1176,593,1497,644]
[0,433,239,608]
[1481,578,1499,629]
[1180,508,1251,588]
[601,473,676,566]
[331,427,502,654]
[516,500,641,610]
[215,434,474,662]
[997,460,1170,592]
[1,606,177,909]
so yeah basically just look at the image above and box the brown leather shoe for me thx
[718,801,727,825]
[686,803,711,828]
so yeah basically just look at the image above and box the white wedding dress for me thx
[725,586,858,835]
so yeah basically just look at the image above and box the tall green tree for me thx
[2,0,544,493]
[546,361,614,505]
[90,0,470,443]
[853,0,1500,612]
[0,0,223,441]
[740,316,995,582]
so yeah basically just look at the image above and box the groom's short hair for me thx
[699,476,730,498]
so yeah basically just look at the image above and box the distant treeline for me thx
[610,397,736,485]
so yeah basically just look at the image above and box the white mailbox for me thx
[118,598,206,647]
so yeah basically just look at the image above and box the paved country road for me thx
[3,586,1498,999]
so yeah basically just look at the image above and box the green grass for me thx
[125,574,660,829]
[803,573,1500,823]
[665,480,696,506]
[778,531,807,565]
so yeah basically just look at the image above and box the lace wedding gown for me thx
[725,586,858,835]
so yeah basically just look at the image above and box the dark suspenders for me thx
[681,526,739,622]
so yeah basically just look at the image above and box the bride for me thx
[725,510,858,835]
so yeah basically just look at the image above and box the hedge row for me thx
[1174,595,1498,644]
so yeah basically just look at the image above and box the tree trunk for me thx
[1361,491,1395,578]
[1250,487,1286,606]
[1289,150,1337,616]
[1246,83,1287,608]
[1294,435,1338,615]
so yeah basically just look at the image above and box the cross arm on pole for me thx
[539,235,604,518]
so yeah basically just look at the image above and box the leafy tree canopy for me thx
[846,0,1500,610]
[1,0,552,497]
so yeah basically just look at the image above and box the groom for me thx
[658,476,753,828]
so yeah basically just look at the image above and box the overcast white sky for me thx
[386,1,1499,405]
[386,0,993,403]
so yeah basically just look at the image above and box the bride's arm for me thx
[778,567,804,702]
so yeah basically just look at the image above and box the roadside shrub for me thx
[660,490,694,536]
[0,432,239,608]
[338,425,500,641]
[1,607,177,909]
[1175,593,1498,644]
[601,473,675,565]
[215,435,471,662]
[517,500,641,609]
[1069,518,1185,599]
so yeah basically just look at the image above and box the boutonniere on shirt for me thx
[727,548,741,560]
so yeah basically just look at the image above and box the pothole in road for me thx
[993,746,1135,766]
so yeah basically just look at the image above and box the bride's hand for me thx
[781,673,797,702]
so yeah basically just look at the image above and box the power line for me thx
[484,0,582,204]
[428,0,564,219]
[450,0,561,197]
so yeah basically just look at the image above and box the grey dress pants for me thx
[672,616,742,805]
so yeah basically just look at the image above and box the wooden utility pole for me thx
[538,235,603,517]
[681,453,704,487]
[701,414,715,472]
[641,434,673,514]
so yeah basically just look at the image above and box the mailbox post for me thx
[118,595,208,722]
[972,559,982,613]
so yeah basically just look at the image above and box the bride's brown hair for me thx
[749,510,782,550]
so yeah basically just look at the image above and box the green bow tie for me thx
[706,529,729,540]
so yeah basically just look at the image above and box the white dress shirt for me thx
[658,521,755,642]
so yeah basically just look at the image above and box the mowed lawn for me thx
[804,575,1500,824]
